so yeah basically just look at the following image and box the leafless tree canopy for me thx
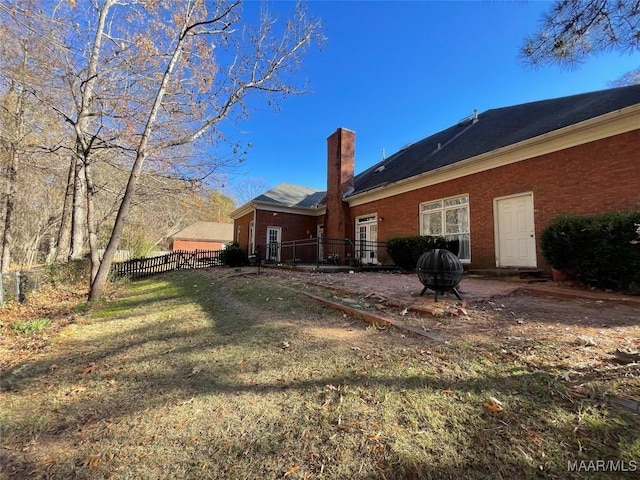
[609,66,640,85]
[232,177,271,204]
[521,0,640,67]
[0,0,323,299]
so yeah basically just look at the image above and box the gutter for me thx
[346,103,640,207]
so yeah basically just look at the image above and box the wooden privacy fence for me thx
[109,249,223,280]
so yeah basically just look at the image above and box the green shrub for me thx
[541,211,640,292]
[219,242,249,267]
[386,236,452,271]
[45,259,91,286]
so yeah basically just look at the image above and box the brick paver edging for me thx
[299,291,444,342]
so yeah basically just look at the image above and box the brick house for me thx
[171,221,234,251]
[231,84,640,269]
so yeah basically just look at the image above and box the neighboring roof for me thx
[172,221,234,242]
[351,84,640,196]
[253,182,326,208]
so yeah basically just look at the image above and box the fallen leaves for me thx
[613,348,640,364]
[81,364,98,374]
[82,454,101,469]
[483,397,503,413]
[284,465,300,477]
[38,456,56,471]
[576,335,597,347]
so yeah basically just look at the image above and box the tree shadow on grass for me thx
[1,269,638,479]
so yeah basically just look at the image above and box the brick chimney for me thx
[325,128,355,240]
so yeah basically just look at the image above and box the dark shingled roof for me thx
[351,84,640,196]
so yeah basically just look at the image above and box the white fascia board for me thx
[230,202,256,220]
[255,202,326,217]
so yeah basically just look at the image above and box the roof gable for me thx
[254,182,326,208]
[352,84,640,196]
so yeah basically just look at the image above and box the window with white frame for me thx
[420,195,470,261]
[248,221,255,255]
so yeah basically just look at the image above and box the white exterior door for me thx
[356,215,378,264]
[495,193,536,267]
[266,226,281,262]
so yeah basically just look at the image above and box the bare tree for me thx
[232,177,271,204]
[0,76,25,272]
[53,157,75,262]
[609,66,640,86]
[1,1,321,298]
[521,0,640,68]
[84,1,321,300]
[0,1,68,272]
[0,8,32,273]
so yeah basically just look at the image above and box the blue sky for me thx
[224,1,640,195]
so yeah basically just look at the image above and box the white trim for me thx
[348,104,640,207]
[355,214,379,265]
[230,202,326,220]
[256,204,326,216]
[248,220,255,255]
[266,226,282,262]
[419,194,471,263]
[230,202,256,220]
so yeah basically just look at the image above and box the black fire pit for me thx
[416,249,464,301]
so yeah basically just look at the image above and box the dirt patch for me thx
[246,267,640,380]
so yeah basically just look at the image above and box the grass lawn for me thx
[1,269,639,479]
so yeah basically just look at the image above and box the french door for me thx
[356,215,378,264]
[266,226,281,262]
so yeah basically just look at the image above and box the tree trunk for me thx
[69,153,86,260]
[89,15,190,300]
[0,81,25,273]
[25,232,42,270]
[54,155,75,262]
[84,156,100,282]
[68,0,114,270]
[0,143,17,273]
[89,150,146,300]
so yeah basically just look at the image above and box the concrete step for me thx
[467,268,547,281]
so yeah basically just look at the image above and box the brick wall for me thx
[234,208,323,257]
[325,128,355,239]
[234,212,253,252]
[254,210,320,245]
[350,129,640,269]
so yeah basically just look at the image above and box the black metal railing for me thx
[254,238,392,268]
